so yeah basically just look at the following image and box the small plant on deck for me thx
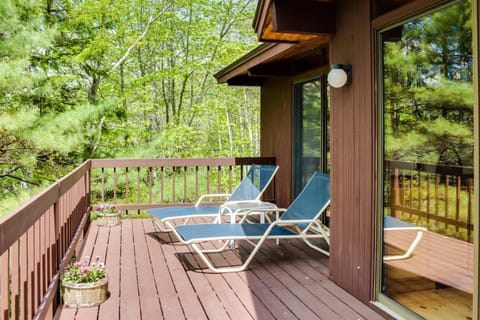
[63,256,106,284]
[95,203,120,215]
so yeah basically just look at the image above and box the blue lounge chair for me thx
[147,164,279,232]
[383,216,427,261]
[173,172,330,273]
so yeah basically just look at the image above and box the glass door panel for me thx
[293,76,330,196]
[380,1,474,319]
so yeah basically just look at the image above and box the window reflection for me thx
[293,76,330,196]
[381,1,474,319]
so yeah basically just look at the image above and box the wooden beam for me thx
[214,43,295,84]
[249,61,294,77]
[272,0,336,35]
[253,0,273,41]
[226,76,264,86]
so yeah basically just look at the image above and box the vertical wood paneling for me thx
[261,78,293,208]
[329,0,375,303]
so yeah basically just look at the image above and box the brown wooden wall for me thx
[260,77,294,209]
[328,0,376,304]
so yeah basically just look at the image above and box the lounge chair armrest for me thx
[272,219,315,227]
[238,207,287,223]
[195,193,231,206]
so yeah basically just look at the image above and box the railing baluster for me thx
[195,166,199,201]
[137,167,141,205]
[435,174,440,227]
[20,233,28,320]
[400,171,405,208]
[207,166,211,194]
[467,178,473,239]
[161,167,164,203]
[172,167,176,203]
[125,167,129,206]
[445,175,450,229]
[27,228,35,319]
[148,167,153,204]
[1,249,9,320]
[184,166,187,203]
[12,241,20,319]
[34,220,40,315]
[392,168,400,218]
[229,165,233,194]
[418,170,422,211]
[426,175,431,225]
[40,214,47,300]
[455,176,461,233]
[217,165,222,194]
[113,167,117,204]
[101,167,105,203]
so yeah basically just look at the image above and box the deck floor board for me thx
[56,218,385,320]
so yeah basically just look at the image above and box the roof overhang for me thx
[215,0,335,86]
[253,0,336,42]
[214,43,295,85]
[214,38,329,85]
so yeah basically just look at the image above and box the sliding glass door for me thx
[378,1,475,318]
[293,75,329,197]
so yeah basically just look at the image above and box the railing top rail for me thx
[386,159,473,177]
[0,160,91,256]
[90,157,276,168]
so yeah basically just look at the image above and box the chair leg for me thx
[303,238,330,256]
[153,218,173,232]
[383,230,424,261]
[190,238,267,273]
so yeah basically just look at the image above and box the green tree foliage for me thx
[1,0,259,212]
[383,0,473,166]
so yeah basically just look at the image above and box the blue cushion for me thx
[176,223,297,242]
[384,216,416,228]
[147,206,219,220]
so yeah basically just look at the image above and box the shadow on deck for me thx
[56,218,385,320]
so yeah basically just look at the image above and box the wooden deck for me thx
[56,218,385,320]
[384,228,474,294]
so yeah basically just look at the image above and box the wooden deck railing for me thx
[386,160,474,242]
[0,157,275,320]
[0,161,91,320]
[90,157,276,214]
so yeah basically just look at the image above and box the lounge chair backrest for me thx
[228,164,279,201]
[280,172,330,224]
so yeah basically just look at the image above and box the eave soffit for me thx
[214,38,329,85]
[253,0,336,42]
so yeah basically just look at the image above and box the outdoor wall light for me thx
[327,64,352,88]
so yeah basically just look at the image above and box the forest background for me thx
[1,0,260,215]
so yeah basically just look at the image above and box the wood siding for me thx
[328,0,376,304]
[261,78,293,208]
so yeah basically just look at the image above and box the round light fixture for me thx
[327,64,352,88]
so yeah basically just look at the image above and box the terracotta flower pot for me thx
[62,276,109,308]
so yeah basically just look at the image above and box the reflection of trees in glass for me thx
[383,0,473,166]
[302,80,322,157]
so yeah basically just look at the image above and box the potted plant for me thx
[61,256,109,308]
[95,203,121,227]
